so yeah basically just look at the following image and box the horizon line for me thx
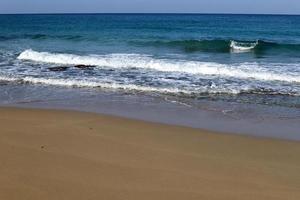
[0,12,299,16]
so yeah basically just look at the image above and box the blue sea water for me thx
[0,14,300,107]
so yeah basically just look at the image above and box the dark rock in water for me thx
[48,66,69,72]
[74,64,95,69]
[0,80,9,86]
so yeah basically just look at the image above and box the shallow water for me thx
[0,84,299,140]
[0,14,300,106]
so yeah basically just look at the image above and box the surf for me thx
[230,40,259,52]
[18,49,300,84]
[134,39,300,54]
[1,75,299,96]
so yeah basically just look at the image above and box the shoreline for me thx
[2,104,299,142]
[1,107,300,199]
[1,84,299,141]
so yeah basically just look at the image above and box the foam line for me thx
[18,49,300,83]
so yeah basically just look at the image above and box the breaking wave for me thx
[230,40,258,52]
[0,75,298,96]
[132,39,300,53]
[18,49,300,83]
[2,33,300,55]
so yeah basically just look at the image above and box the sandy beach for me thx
[0,107,300,200]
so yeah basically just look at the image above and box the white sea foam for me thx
[0,75,190,94]
[0,75,247,95]
[230,40,258,52]
[18,49,300,83]
[1,74,299,96]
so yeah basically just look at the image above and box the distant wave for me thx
[18,49,300,83]
[132,39,300,53]
[135,39,230,53]
[2,34,300,54]
[230,40,258,52]
[0,34,84,41]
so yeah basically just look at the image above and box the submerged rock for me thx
[48,66,69,72]
[74,65,95,69]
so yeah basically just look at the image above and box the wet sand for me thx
[0,107,300,200]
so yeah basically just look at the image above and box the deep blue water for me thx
[0,14,300,107]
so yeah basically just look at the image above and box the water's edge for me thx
[1,84,299,141]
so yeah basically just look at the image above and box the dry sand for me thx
[0,107,299,200]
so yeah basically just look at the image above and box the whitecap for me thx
[18,49,300,83]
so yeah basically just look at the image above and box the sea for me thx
[0,14,300,139]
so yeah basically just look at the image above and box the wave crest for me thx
[18,49,300,83]
[0,34,84,41]
[230,40,258,52]
[133,39,300,54]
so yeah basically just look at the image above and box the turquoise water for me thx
[1,14,300,107]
